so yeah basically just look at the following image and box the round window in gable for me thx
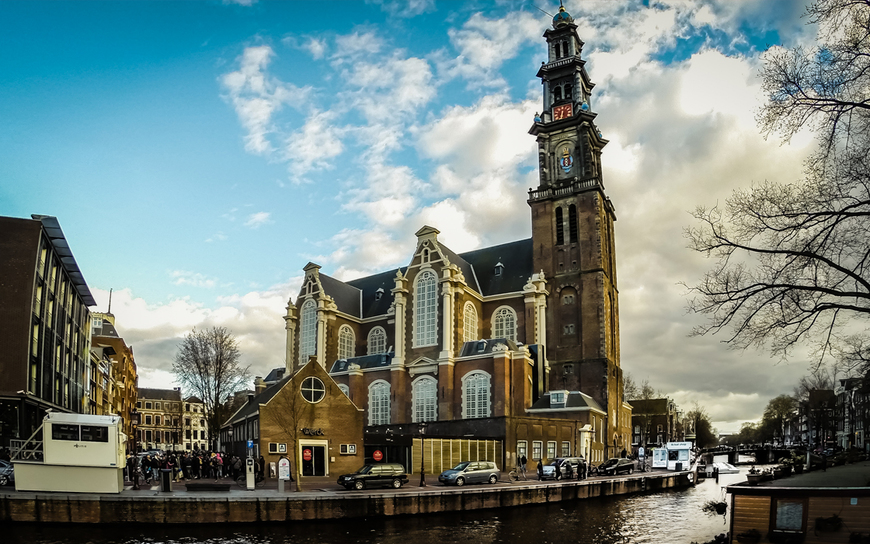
[301,377,326,403]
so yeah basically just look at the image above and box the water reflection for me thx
[3,469,750,544]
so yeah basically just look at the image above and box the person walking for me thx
[520,454,527,478]
[536,459,544,481]
[127,454,141,490]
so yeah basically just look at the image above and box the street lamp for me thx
[419,422,428,487]
[130,408,140,454]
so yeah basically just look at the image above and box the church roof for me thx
[330,352,393,373]
[459,237,533,296]
[346,268,399,319]
[318,272,362,317]
[528,391,605,413]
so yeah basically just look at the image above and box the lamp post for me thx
[130,408,140,454]
[419,422,428,487]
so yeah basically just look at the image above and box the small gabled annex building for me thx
[278,5,632,477]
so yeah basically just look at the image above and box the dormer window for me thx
[494,262,504,276]
[476,340,487,353]
[375,287,384,301]
[551,390,568,406]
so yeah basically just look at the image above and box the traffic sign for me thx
[303,448,312,461]
[247,439,253,448]
[372,449,383,462]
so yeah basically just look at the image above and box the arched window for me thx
[554,86,562,101]
[337,383,350,398]
[492,306,517,342]
[298,298,317,365]
[155,415,161,426]
[554,42,562,58]
[555,206,564,245]
[367,326,387,355]
[412,376,437,423]
[569,204,578,243]
[368,381,391,426]
[463,302,478,343]
[564,84,573,102]
[338,325,355,360]
[415,270,438,346]
[462,371,491,419]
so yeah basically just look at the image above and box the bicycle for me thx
[508,465,528,481]
[236,474,265,488]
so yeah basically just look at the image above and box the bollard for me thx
[160,469,172,492]
[279,478,285,493]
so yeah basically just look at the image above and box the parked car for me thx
[596,457,635,476]
[0,459,15,486]
[337,463,408,490]
[541,457,585,480]
[438,461,500,486]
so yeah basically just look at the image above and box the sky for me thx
[1,0,826,432]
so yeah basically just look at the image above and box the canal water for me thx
[3,468,752,544]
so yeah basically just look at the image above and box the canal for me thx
[2,469,749,544]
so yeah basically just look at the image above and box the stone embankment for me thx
[0,470,694,524]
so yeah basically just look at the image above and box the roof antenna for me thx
[108,288,113,314]
[534,3,554,17]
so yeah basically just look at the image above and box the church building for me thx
[280,5,631,477]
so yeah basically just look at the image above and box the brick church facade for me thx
[280,5,631,476]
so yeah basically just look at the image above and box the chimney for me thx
[247,393,255,405]
[254,376,266,395]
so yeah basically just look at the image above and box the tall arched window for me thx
[367,326,387,355]
[337,383,350,398]
[298,299,317,365]
[463,302,478,343]
[492,306,517,342]
[412,376,437,423]
[556,207,565,245]
[569,204,578,243]
[462,371,491,419]
[338,325,355,359]
[368,381,390,426]
[415,270,438,346]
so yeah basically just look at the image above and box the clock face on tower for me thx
[553,104,573,120]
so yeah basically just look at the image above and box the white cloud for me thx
[221,45,310,155]
[284,110,346,182]
[170,271,218,289]
[243,211,272,228]
[304,37,327,59]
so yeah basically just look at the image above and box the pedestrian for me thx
[127,454,140,490]
[537,459,544,481]
[258,455,266,482]
[621,448,627,459]
[565,460,574,480]
[232,456,242,481]
[520,454,527,475]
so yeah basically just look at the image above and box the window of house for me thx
[415,270,438,346]
[301,376,326,403]
[185,403,190,411]
[412,376,437,423]
[185,418,190,426]
[338,325,355,360]
[155,402,161,410]
[517,440,528,460]
[193,430,198,439]
[463,302,478,343]
[368,381,390,426]
[773,498,806,534]
[562,441,571,457]
[200,419,204,427]
[145,402,152,410]
[462,371,491,419]
[551,391,566,406]
[298,298,317,365]
[367,326,387,355]
[547,441,556,459]
[532,441,543,460]
[145,415,152,425]
[493,307,517,342]
[155,416,161,426]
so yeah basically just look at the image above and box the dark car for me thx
[337,463,409,490]
[596,457,635,476]
[0,459,14,486]
[438,461,500,486]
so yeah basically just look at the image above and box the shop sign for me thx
[303,448,312,461]
[372,450,383,461]
[301,427,324,436]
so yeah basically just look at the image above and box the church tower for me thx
[528,5,623,446]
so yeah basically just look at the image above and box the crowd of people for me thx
[125,450,267,490]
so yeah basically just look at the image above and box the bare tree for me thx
[686,0,870,372]
[172,327,250,450]
[622,373,639,400]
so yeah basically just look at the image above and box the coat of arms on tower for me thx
[560,147,573,173]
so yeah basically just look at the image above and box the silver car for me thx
[438,460,500,486]
[0,459,15,486]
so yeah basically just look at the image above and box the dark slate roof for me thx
[224,377,290,425]
[263,367,287,383]
[94,318,120,338]
[459,238,533,296]
[319,273,362,317]
[458,339,519,357]
[346,268,399,319]
[440,245,481,293]
[529,391,604,412]
[627,398,670,414]
[330,352,393,373]
[184,396,203,403]
[138,388,182,401]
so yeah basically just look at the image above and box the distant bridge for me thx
[698,445,794,465]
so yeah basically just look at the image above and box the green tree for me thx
[687,402,718,448]
[172,326,250,450]
[761,395,799,443]
[685,0,870,373]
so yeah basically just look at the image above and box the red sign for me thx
[302,448,312,462]
[372,450,383,462]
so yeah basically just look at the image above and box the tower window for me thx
[553,86,562,102]
[563,324,575,335]
[556,207,565,245]
[564,84,573,102]
[554,43,561,58]
[569,204,578,243]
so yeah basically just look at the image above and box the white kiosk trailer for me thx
[14,412,127,493]
[665,441,692,471]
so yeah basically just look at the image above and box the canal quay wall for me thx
[0,471,695,524]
